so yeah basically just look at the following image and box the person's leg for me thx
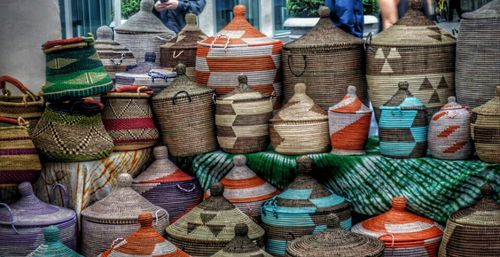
[379,0,399,30]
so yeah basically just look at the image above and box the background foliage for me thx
[288,0,379,17]
[122,0,140,19]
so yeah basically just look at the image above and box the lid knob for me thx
[233,5,246,18]
[235,223,248,236]
[392,196,407,211]
[318,6,331,18]
[233,155,247,167]
[138,212,153,227]
[210,182,224,196]
[144,52,156,63]
[447,96,457,104]
[410,0,422,10]
[185,13,197,25]
[480,184,493,196]
[398,82,409,91]
[296,156,313,175]
[18,182,34,197]
[175,63,187,76]
[347,86,357,96]
[326,214,340,229]
[140,0,154,12]
[238,74,248,85]
[294,83,307,94]
[117,173,133,187]
[153,146,169,160]
[96,26,113,40]
[43,226,60,244]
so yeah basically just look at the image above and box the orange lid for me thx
[329,86,371,114]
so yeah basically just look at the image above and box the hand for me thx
[155,1,169,12]
[165,0,179,9]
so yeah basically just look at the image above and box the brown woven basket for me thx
[212,223,273,257]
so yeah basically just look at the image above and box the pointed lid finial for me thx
[117,173,133,188]
[140,0,154,11]
[234,223,249,236]
[96,26,113,40]
[138,212,153,227]
[210,182,224,196]
[185,12,197,25]
[18,182,34,197]
[347,86,357,96]
[175,63,187,76]
[153,146,168,160]
[480,184,493,197]
[233,5,246,18]
[410,0,422,10]
[294,83,307,94]
[296,156,313,175]
[398,81,409,91]
[391,196,407,211]
[233,155,247,167]
[318,6,331,18]
[43,226,60,243]
[326,213,341,229]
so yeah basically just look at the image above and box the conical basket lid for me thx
[220,75,269,101]
[152,63,214,100]
[133,146,194,183]
[164,13,208,49]
[380,82,426,110]
[463,0,500,19]
[472,86,500,116]
[115,0,175,35]
[330,86,372,114]
[28,226,83,257]
[439,96,467,111]
[271,83,327,122]
[95,25,115,44]
[449,184,500,227]
[212,223,273,257]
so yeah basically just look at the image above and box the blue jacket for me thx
[155,0,206,33]
[325,0,364,38]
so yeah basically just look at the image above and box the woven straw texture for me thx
[328,86,372,155]
[41,34,113,101]
[0,75,44,131]
[283,6,366,111]
[379,82,428,158]
[166,183,265,257]
[95,25,137,79]
[0,117,41,184]
[471,86,500,163]
[195,5,283,109]
[81,173,169,257]
[455,0,500,109]
[428,96,471,160]
[99,212,189,257]
[261,156,352,257]
[102,86,159,151]
[270,83,330,155]
[133,146,202,222]
[27,226,82,257]
[0,182,77,257]
[114,0,176,64]
[352,196,444,257]
[31,100,114,162]
[438,184,500,257]
[212,223,273,257]
[152,64,217,157]
[285,214,384,257]
[216,75,273,154]
[366,0,455,119]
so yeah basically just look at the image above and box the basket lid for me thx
[438,96,467,111]
[81,173,168,223]
[95,25,135,54]
[163,13,208,49]
[198,5,281,48]
[27,226,83,257]
[95,25,114,44]
[42,33,95,54]
[152,63,214,100]
[0,182,76,227]
[286,214,385,257]
[462,0,500,20]
[212,223,273,257]
[472,86,500,116]
[99,212,188,257]
[329,86,372,114]
[219,75,270,101]
[380,82,426,110]
[115,0,175,35]
[351,196,443,243]
[271,83,328,122]
[370,0,455,46]
[166,183,265,242]
[449,184,500,227]
[285,6,364,49]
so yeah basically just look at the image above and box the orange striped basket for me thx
[195,5,283,109]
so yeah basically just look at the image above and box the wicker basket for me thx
[102,85,159,151]
[0,182,77,257]
[81,173,169,257]
[27,226,82,257]
[352,196,444,257]
[212,223,273,257]
[471,86,500,163]
[0,117,41,184]
[216,75,273,154]
[166,183,265,257]
[366,0,455,119]
[133,146,202,222]
[270,83,330,155]
[283,6,366,111]
[261,156,352,257]
[285,214,385,257]
[455,0,500,109]
[152,63,217,157]
[114,0,176,64]
[438,184,500,257]
[196,5,283,109]
[428,96,471,160]
[379,82,428,158]
[328,86,372,155]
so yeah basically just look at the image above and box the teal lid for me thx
[27,226,82,257]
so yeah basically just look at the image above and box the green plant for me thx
[288,0,324,17]
[363,0,379,15]
[122,0,141,19]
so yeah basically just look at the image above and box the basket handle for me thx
[364,32,373,51]
[0,203,19,234]
[49,183,70,208]
[172,90,192,105]
[176,182,196,192]
[110,237,126,248]
[287,55,307,77]
[148,70,170,83]
[0,117,28,126]
[110,53,125,66]
[172,50,184,59]
[0,75,39,102]
[113,85,153,94]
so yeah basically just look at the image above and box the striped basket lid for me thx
[449,184,499,227]
[438,96,468,111]
[166,183,265,242]
[115,0,175,35]
[329,86,371,114]
[0,182,75,227]
[198,5,281,48]
[212,223,273,257]
[380,82,426,110]
[286,214,385,257]
[152,63,214,100]
[163,13,208,50]
[472,86,500,116]
[271,83,328,122]
[219,75,270,101]
[462,0,500,20]
[81,173,169,223]
[99,212,189,257]
[27,226,82,257]
[351,196,444,246]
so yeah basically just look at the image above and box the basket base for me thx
[331,149,365,156]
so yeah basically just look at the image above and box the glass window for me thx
[215,0,260,31]
[273,0,289,36]
[60,0,113,38]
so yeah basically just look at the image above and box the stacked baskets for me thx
[27,226,82,257]
[212,223,273,257]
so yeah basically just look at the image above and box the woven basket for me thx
[152,63,217,157]
[0,182,77,257]
[27,226,82,257]
[0,117,41,184]
[196,5,283,109]
[114,0,176,64]
[216,75,273,154]
[212,223,273,257]
[261,156,352,257]
[95,25,137,79]
[352,196,444,257]
[471,86,500,163]
[428,96,471,160]
[379,82,428,158]
[81,173,169,257]
[366,0,455,120]
[283,6,366,111]
[166,183,265,257]
[31,98,114,162]
[438,184,500,257]
[270,83,330,155]
[0,75,44,131]
[133,146,202,222]
[328,86,372,155]
[102,85,159,151]
[285,214,385,257]
[455,0,500,109]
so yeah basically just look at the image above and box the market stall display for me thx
[471,86,500,163]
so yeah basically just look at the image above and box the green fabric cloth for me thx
[187,137,499,222]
